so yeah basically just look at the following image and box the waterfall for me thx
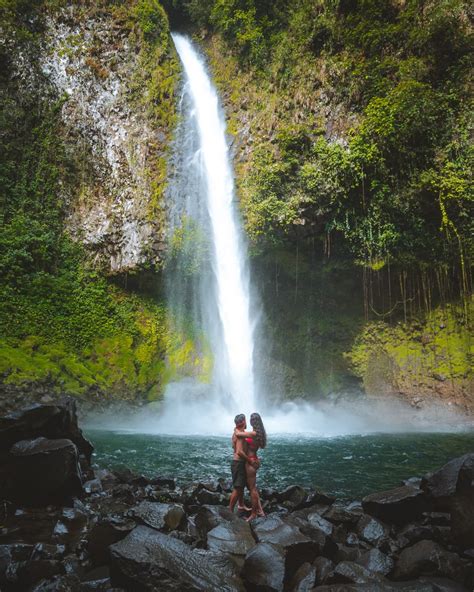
[157,33,257,430]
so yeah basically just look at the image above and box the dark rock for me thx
[5,558,65,589]
[324,503,362,524]
[150,475,176,489]
[332,560,385,584]
[335,544,362,563]
[278,485,308,507]
[450,455,474,548]
[1,437,83,506]
[207,520,255,556]
[0,399,93,462]
[194,505,238,539]
[422,513,451,527]
[395,524,449,550]
[419,576,471,591]
[313,556,335,585]
[242,542,286,592]
[362,486,429,524]
[30,574,82,591]
[402,477,423,488]
[87,516,135,565]
[356,514,390,546]
[253,515,320,579]
[288,561,317,591]
[110,525,245,591]
[132,501,185,531]
[421,454,473,510]
[393,540,467,582]
[261,487,278,501]
[302,489,336,508]
[194,488,226,506]
[356,549,394,576]
[308,512,334,536]
[84,478,103,494]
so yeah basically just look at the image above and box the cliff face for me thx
[7,2,177,273]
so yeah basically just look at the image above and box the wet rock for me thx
[1,437,83,506]
[150,476,176,489]
[288,561,317,591]
[132,501,185,531]
[84,479,103,494]
[110,525,245,591]
[356,514,390,546]
[450,455,474,547]
[301,489,336,508]
[0,400,93,462]
[419,576,471,591]
[207,520,255,556]
[395,524,448,550]
[5,558,65,589]
[335,544,362,563]
[421,454,473,510]
[362,486,429,524]
[194,505,238,540]
[313,556,335,585]
[87,516,135,565]
[356,548,394,576]
[332,560,385,584]
[242,542,286,592]
[308,512,334,536]
[30,574,82,591]
[422,513,451,527]
[324,503,362,525]
[278,485,308,507]
[393,540,467,582]
[253,515,320,579]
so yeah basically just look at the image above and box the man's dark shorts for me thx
[231,459,247,489]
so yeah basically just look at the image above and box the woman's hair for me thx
[250,413,267,449]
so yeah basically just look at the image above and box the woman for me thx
[235,412,267,521]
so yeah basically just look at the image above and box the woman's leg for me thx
[245,463,259,520]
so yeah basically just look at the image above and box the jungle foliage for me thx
[171,0,472,291]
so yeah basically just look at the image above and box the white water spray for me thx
[159,34,256,425]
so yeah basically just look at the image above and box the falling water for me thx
[159,33,256,428]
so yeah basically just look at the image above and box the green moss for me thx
[346,301,473,393]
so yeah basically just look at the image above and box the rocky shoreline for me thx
[0,399,473,591]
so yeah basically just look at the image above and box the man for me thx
[229,413,258,513]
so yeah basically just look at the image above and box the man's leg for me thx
[229,487,242,512]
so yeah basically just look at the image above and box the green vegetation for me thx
[175,0,472,291]
[0,0,201,401]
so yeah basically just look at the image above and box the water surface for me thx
[87,430,474,499]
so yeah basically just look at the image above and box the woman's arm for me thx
[234,430,256,438]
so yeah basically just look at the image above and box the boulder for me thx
[288,561,317,591]
[87,516,136,565]
[0,437,83,506]
[277,485,308,507]
[356,549,394,576]
[332,560,385,584]
[207,520,255,556]
[253,515,320,579]
[313,556,335,585]
[421,455,473,510]
[450,455,474,547]
[194,505,238,540]
[242,542,286,592]
[362,486,429,524]
[324,503,362,524]
[132,501,185,531]
[308,512,334,537]
[393,540,467,582]
[356,514,390,546]
[110,525,245,591]
[0,399,93,463]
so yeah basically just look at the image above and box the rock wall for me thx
[9,3,176,273]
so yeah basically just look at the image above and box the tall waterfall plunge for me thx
[155,34,258,432]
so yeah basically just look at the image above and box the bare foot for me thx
[245,513,257,522]
[257,510,266,517]
[238,505,252,512]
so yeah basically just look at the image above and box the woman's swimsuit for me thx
[245,437,258,461]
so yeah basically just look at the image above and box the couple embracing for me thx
[229,412,267,521]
